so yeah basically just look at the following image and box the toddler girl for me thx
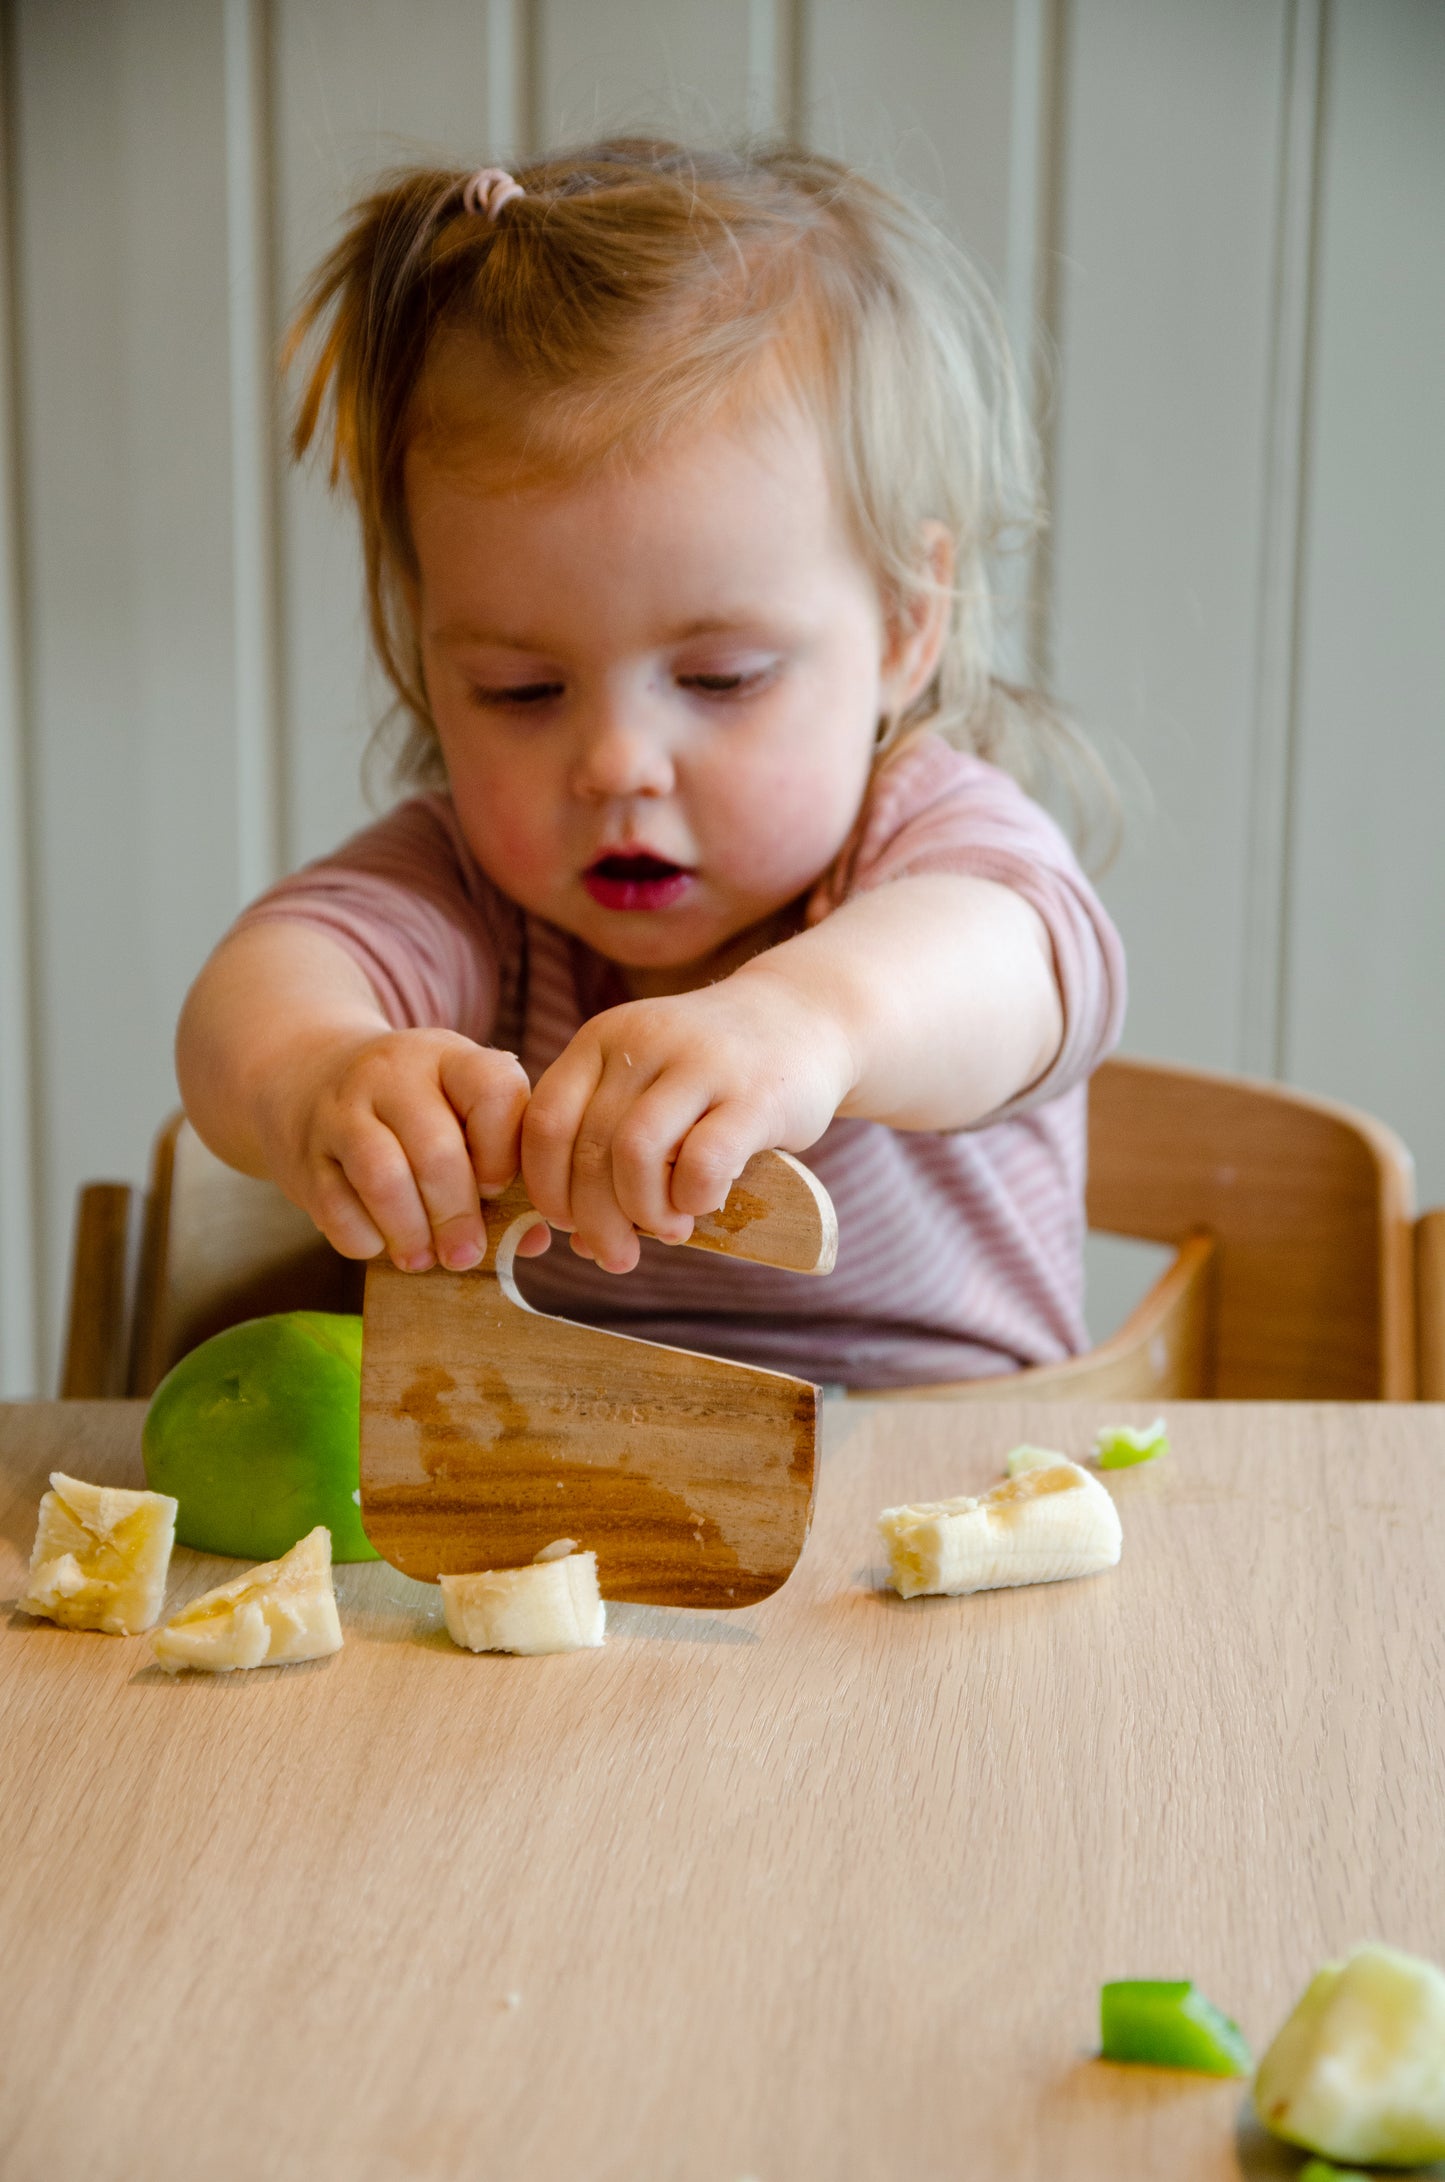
[178,139,1125,1389]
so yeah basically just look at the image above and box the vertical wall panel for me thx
[0,0,38,1393]
[1283,0,1445,1202]
[14,0,240,1384]
[802,0,1053,689]
[801,0,1021,288]
[536,0,767,143]
[272,0,513,870]
[225,0,284,904]
[1048,0,1290,1069]
[1235,0,1323,1080]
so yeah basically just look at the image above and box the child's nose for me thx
[569,708,675,802]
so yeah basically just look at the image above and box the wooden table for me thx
[2,1400,1443,2181]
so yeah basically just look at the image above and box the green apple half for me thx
[143,1312,379,1563]
[1254,1942,1445,2167]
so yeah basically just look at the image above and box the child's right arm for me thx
[176,921,532,1274]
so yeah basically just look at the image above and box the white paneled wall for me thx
[0,0,1441,1392]
[1284,0,1445,1185]
[1050,0,1292,1069]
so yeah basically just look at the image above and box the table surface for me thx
[2,1399,1443,2182]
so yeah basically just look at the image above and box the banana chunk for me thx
[441,1552,605,1655]
[1004,1443,1069,1478]
[153,1525,342,1674]
[879,1460,1121,1599]
[1254,1943,1445,2167]
[20,1472,178,1634]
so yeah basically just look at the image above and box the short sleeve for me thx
[231,795,514,1042]
[807,733,1127,1119]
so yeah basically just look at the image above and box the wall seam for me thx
[1239,0,1326,1079]
[520,0,541,158]
[1271,0,1330,1088]
[224,0,285,895]
[1001,0,1064,692]
[0,0,40,1394]
[487,0,529,160]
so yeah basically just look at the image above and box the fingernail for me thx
[443,1242,482,1271]
[399,1249,435,1273]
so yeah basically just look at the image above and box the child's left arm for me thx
[520,872,1062,1273]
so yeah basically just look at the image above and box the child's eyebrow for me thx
[431,620,552,652]
[432,612,793,652]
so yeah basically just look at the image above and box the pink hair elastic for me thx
[462,167,525,219]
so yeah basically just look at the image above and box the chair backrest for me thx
[61,1055,1419,1401]
[128,1115,363,1395]
[1085,1056,1416,1399]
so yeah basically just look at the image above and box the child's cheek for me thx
[450,769,563,895]
[702,743,869,893]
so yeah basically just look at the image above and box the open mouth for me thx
[582,852,695,913]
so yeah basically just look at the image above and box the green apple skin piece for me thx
[1099,1981,1253,2075]
[142,1312,379,1563]
[1093,1418,1169,1469]
[1254,1944,1445,2167]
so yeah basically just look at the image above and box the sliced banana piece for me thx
[1254,1943,1445,2167]
[20,1471,178,1635]
[441,1552,605,1655]
[1004,1443,1069,1478]
[153,1525,342,1674]
[879,1460,1122,1599]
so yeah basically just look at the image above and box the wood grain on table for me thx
[2,1400,1443,2182]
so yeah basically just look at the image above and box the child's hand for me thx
[260,1028,536,1272]
[520,975,854,1273]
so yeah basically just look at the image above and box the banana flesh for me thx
[1254,1943,1445,2166]
[1004,1443,1069,1477]
[152,1525,342,1673]
[879,1459,1121,1599]
[441,1550,605,1655]
[20,1471,178,1635]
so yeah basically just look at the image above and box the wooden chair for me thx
[61,1117,363,1400]
[60,1056,1431,1404]
[1419,1209,1445,1401]
[873,1056,1421,1404]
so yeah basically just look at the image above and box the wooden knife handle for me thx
[481,1147,837,1277]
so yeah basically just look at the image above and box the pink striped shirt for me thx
[236,733,1125,1387]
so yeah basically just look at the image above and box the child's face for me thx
[406,391,924,989]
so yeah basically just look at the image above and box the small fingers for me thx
[329,1113,438,1270]
[565,1120,642,1273]
[308,1159,386,1261]
[522,1042,604,1232]
[371,1090,486,1271]
[608,1087,701,1245]
[438,1043,530,1198]
[669,1103,768,1219]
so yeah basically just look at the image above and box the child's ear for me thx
[879,521,955,716]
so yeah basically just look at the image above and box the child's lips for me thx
[582,851,695,913]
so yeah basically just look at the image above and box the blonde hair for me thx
[287,136,1113,857]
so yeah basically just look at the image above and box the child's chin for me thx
[587,921,715,968]
[572,904,737,975]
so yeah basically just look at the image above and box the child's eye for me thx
[469,682,563,709]
[677,668,775,700]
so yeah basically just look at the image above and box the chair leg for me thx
[59,1183,145,1398]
